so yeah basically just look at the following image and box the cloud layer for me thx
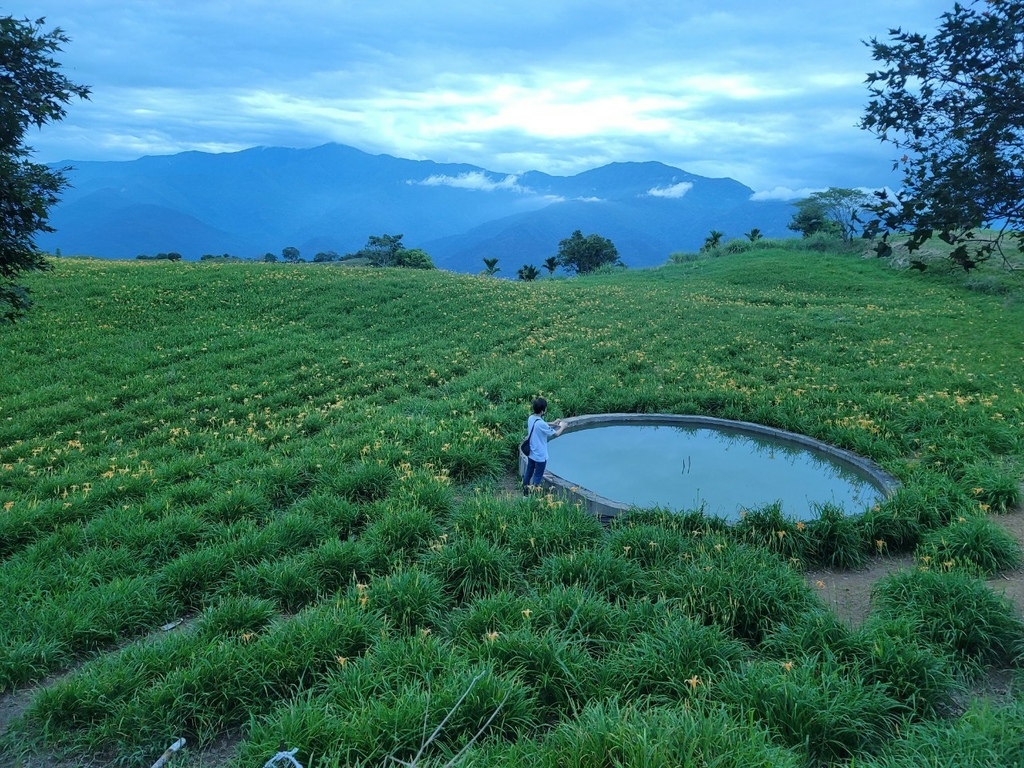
[17,0,949,194]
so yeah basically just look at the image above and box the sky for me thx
[11,0,952,198]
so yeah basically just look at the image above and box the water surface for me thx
[547,424,884,522]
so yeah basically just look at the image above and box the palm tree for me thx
[482,257,500,276]
[745,228,763,242]
[517,264,540,281]
[701,230,725,252]
[542,256,558,275]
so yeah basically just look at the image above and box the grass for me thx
[0,251,1022,766]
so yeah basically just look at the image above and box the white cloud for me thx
[750,186,821,201]
[646,182,693,199]
[413,172,529,193]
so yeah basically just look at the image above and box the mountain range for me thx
[40,143,799,272]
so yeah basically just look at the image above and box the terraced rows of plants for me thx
[0,251,1022,767]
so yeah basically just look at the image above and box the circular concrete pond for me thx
[520,414,898,524]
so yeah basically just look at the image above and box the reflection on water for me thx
[548,425,884,523]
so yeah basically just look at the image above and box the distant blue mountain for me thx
[40,143,797,271]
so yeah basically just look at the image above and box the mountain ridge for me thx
[39,143,797,270]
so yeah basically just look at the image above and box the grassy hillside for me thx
[1,252,1022,767]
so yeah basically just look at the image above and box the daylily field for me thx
[0,248,1022,767]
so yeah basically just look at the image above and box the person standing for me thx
[522,397,565,495]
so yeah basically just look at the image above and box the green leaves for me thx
[861,0,1024,271]
[1,16,89,321]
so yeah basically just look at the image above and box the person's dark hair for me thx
[532,397,547,414]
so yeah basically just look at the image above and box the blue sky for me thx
[13,0,950,197]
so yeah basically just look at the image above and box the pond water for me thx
[546,423,887,522]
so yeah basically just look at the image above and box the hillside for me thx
[39,144,797,269]
[1,252,1022,767]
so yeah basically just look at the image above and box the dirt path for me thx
[805,502,1024,628]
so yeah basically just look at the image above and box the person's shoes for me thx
[522,487,529,496]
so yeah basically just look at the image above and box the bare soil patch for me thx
[804,502,1024,628]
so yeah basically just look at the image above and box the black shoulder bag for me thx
[520,419,537,457]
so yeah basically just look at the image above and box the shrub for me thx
[533,586,629,658]
[195,595,277,639]
[853,699,1024,767]
[234,554,319,613]
[369,567,450,634]
[391,464,454,517]
[718,659,900,764]
[330,461,396,503]
[807,503,868,569]
[533,548,646,600]
[202,483,270,525]
[871,568,1024,673]
[856,617,961,718]
[605,522,692,568]
[421,535,520,601]
[604,613,748,702]
[960,461,1023,513]
[362,501,442,568]
[467,627,598,724]
[442,590,533,645]
[652,543,816,644]
[915,515,1022,576]
[504,502,604,568]
[309,537,374,593]
[538,698,803,768]
[860,500,925,553]
[733,503,812,563]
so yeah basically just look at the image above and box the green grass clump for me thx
[853,699,1024,768]
[718,658,901,764]
[513,698,804,768]
[915,514,1023,576]
[871,568,1024,674]
[369,566,451,634]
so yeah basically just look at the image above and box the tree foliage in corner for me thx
[861,0,1023,270]
[1,16,89,321]
[555,229,620,275]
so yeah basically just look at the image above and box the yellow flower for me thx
[776,530,786,540]
[815,580,826,589]
[358,595,369,608]
[484,631,500,643]
[522,609,532,619]
[782,661,794,672]
[2,501,13,512]
[356,582,369,593]
[336,656,348,666]
[795,521,805,531]
[420,628,432,637]
[972,487,984,495]
[875,539,886,552]
[240,632,254,643]
[686,675,701,689]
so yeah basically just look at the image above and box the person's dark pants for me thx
[523,458,546,493]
